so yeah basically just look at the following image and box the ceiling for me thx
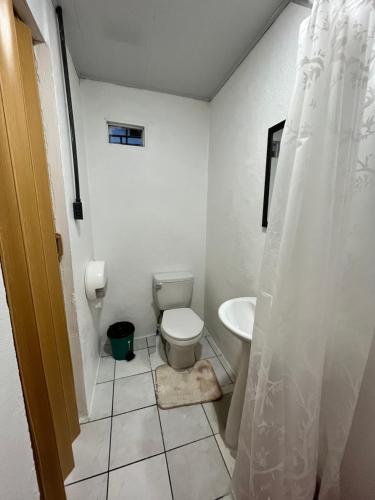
[58,0,295,101]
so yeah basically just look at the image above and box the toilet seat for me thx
[161,308,204,347]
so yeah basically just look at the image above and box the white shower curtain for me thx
[233,1,375,499]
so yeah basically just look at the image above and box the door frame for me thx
[0,1,78,498]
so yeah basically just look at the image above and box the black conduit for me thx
[56,6,83,220]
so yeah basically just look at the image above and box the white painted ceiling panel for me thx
[58,0,289,100]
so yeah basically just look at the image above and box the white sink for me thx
[218,296,257,452]
[218,297,256,343]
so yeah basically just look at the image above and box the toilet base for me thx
[166,342,196,369]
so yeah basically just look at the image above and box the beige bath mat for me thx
[155,359,222,409]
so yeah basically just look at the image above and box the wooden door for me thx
[0,1,79,497]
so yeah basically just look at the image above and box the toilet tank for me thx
[153,271,194,311]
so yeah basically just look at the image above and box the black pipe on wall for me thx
[56,6,83,220]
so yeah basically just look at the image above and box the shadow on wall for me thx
[88,302,103,335]
[341,331,375,499]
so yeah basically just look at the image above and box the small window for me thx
[108,122,144,147]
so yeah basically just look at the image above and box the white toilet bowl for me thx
[161,307,204,369]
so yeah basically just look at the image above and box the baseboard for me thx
[204,327,236,382]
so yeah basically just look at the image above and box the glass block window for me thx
[108,122,144,147]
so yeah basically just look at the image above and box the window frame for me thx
[107,121,145,148]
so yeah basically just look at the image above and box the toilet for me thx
[153,271,204,369]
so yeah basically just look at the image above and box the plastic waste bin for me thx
[107,322,135,361]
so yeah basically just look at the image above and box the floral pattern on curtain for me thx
[232,1,375,499]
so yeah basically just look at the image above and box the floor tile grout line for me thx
[64,452,166,487]
[113,402,157,419]
[147,344,168,371]
[205,336,235,381]
[95,350,230,410]
[76,336,231,495]
[81,402,158,426]
[65,470,109,488]
[201,403,233,479]
[102,337,154,355]
[214,354,235,384]
[96,368,152,385]
[213,433,233,479]
[107,451,164,475]
[215,352,235,383]
[101,346,146,358]
[151,368,175,500]
[103,335,223,360]
[114,368,153,383]
[201,402,215,435]
[101,342,149,357]
[199,402,215,438]
[206,335,221,355]
[93,379,114,387]
[105,361,116,500]
[80,415,111,426]
[166,433,224,454]
[66,380,115,491]
[202,335,218,355]
[98,342,219,385]
[66,424,228,489]
[67,433,223,488]
[96,354,218,386]
[202,354,217,360]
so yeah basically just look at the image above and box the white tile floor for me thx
[65,333,236,500]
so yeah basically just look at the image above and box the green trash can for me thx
[107,322,135,361]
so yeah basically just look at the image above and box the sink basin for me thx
[218,297,257,343]
[218,296,257,452]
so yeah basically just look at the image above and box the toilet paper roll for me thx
[85,261,107,301]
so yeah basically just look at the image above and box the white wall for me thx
[27,0,100,416]
[81,81,209,341]
[0,270,39,500]
[67,54,101,413]
[205,3,310,370]
[35,44,87,418]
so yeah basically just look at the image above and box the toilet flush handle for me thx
[155,282,162,290]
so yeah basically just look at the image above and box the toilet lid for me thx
[162,308,204,341]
